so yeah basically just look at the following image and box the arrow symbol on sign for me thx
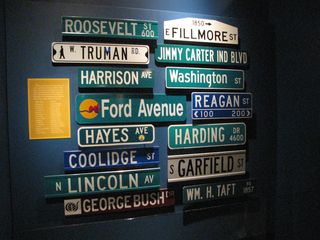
[205,22,212,26]
[193,111,198,118]
[247,110,251,116]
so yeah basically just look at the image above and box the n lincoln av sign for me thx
[164,18,238,45]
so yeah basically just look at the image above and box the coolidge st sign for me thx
[164,18,238,45]
[76,94,186,124]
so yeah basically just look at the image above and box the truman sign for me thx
[164,18,238,45]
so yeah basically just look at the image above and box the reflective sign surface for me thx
[168,150,246,182]
[183,179,256,204]
[44,168,160,198]
[52,42,149,64]
[62,16,158,39]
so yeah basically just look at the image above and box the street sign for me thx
[168,123,246,149]
[64,189,174,216]
[164,18,238,45]
[76,94,186,124]
[64,147,159,172]
[44,167,160,198]
[192,92,252,119]
[155,44,248,67]
[183,179,256,204]
[166,67,244,90]
[78,124,155,148]
[51,42,149,64]
[62,16,158,40]
[78,68,154,88]
[168,150,246,182]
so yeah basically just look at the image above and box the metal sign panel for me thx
[168,123,246,149]
[164,17,238,45]
[64,189,174,216]
[78,68,154,89]
[166,67,244,90]
[62,16,158,40]
[75,94,186,124]
[64,147,159,172]
[78,124,155,148]
[168,150,246,182]
[44,167,160,198]
[51,42,149,64]
[192,92,252,119]
[155,44,248,67]
[183,179,256,204]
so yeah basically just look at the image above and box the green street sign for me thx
[183,179,256,204]
[78,124,155,148]
[166,67,244,90]
[62,16,158,40]
[76,94,186,124]
[155,44,248,67]
[44,168,160,198]
[78,68,154,88]
[168,122,246,149]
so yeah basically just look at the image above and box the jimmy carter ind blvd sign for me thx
[168,123,246,149]
[52,42,149,64]
[44,168,160,198]
[155,44,248,67]
[164,18,238,45]
[62,16,158,39]
[76,94,186,124]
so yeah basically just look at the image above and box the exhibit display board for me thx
[5,0,277,239]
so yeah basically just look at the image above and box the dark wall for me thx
[0,1,12,240]
[269,1,320,240]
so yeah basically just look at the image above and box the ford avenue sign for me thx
[62,16,158,40]
[164,18,238,45]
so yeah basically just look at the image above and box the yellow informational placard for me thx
[28,78,71,139]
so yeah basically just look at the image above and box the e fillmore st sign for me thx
[168,150,246,182]
[164,18,238,45]
[44,168,160,198]
[52,42,149,64]
[76,94,186,124]
[166,67,244,90]
[168,123,246,149]
[62,16,158,39]
[78,124,155,148]
[64,189,174,216]
[183,179,256,204]
[78,68,154,89]
[192,92,252,119]
[64,147,159,172]
[155,44,248,67]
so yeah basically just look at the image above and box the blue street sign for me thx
[64,147,159,172]
[192,92,252,119]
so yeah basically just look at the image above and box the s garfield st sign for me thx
[76,94,186,124]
